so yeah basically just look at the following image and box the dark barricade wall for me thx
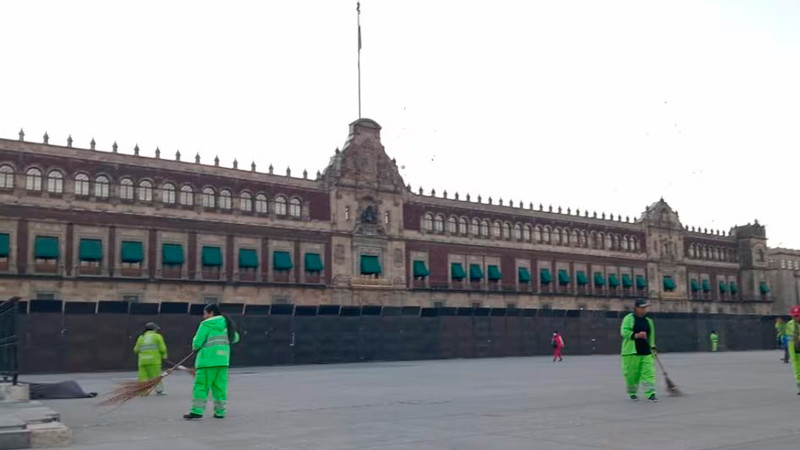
[14,301,781,374]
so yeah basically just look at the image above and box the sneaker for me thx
[648,394,658,402]
[629,395,638,400]
[213,414,225,419]
[183,413,202,420]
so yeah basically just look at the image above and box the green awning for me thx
[608,274,620,288]
[691,279,700,292]
[79,239,103,261]
[518,267,531,283]
[576,271,588,286]
[540,268,552,285]
[274,251,293,271]
[412,260,429,277]
[239,248,258,268]
[702,279,710,293]
[305,253,324,272]
[0,233,9,258]
[558,269,570,286]
[451,263,466,280]
[162,244,184,265]
[202,246,223,267]
[487,265,501,281]
[594,272,605,287]
[622,274,633,288]
[760,282,770,294]
[120,241,144,263]
[636,275,647,290]
[35,236,59,259]
[360,255,381,275]
[663,276,676,291]
[718,281,728,293]
[469,264,483,281]
[730,282,738,294]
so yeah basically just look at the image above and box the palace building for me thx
[0,119,776,314]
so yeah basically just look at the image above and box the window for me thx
[543,227,551,244]
[492,221,501,238]
[470,219,479,236]
[572,230,579,247]
[578,231,587,247]
[781,260,787,269]
[138,180,153,202]
[240,192,253,212]
[219,190,232,210]
[434,215,444,233]
[0,165,14,189]
[180,185,194,206]
[523,225,532,242]
[758,249,765,262]
[513,224,522,240]
[503,223,512,240]
[44,170,62,194]
[256,194,268,213]
[275,196,287,215]
[632,237,639,252]
[202,187,216,208]
[26,168,42,191]
[480,220,490,237]
[459,218,468,235]
[289,198,301,217]
[384,211,390,224]
[554,228,562,245]
[162,183,176,204]
[120,178,134,200]
[423,214,434,231]
[534,226,542,243]
[447,216,457,234]
[94,175,110,198]
[344,206,350,220]
[74,175,92,198]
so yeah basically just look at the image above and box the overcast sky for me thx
[2,1,798,248]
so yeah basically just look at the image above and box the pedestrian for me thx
[785,306,800,395]
[776,317,789,363]
[133,322,168,395]
[551,331,564,362]
[184,304,240,420]
[620,299,657,401]
[710,330,718,352]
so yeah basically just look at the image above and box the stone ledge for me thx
[0,385,29,403]
[26,423,71,449]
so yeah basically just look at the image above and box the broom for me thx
[654,353,683,396]
[99,351,195,407]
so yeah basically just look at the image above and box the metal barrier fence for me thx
[0,297,20,384]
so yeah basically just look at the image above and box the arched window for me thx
[534,226,542,243]
[579,231,587,247]
[470,219,479,236]
[543,227,552,244]
[289,198,302,217]
[240,192,253,212]
[503,223,512,240]
[219,190,232,210]
[491,221,501,238]
[605,234,612,250]
[180,185,194,206]
[632,237,639,252]
[162,183,176,204]
[554,228,562,245]
[73,173,89,196]
[275,196,287,215]
[26,168,42,191]
[422,213,433,231]
[46,170,63,193]
[0,165,14,189]
[255,194,268,213]
[434,215,445,233]
[120,178,134,200]
[523,225,532,242]
[598,233,605,249]
[138,180,153,202]
[95,175,110,198]
[447,216,457,234]
[611,234,618,250]
[459,218,468,235]
[480,220,490,237]
[625,236,631,251]
[513,224,522,240]
[202,187,216,208]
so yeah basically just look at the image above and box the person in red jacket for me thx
[551,331,564,362]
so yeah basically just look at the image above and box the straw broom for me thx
[654,353,683,396]
[99,352,195,407]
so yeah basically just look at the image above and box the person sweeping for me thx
[184,304,240,420]
[620,299,658,401]
[133,322,168,396]
[710,330,719,352]
[786,305,800,395]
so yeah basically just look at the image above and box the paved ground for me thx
[19,350,800,450]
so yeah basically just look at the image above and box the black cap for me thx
[635,299,650,308]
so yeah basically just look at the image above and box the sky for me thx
[2,1,799,248]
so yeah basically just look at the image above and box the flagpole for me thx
[357,1,362,119]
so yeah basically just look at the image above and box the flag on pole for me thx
[357,2,362,50]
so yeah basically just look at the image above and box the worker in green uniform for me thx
[184,304,240,420]
[786,305,800,395]
[620,299,657,401]
[710,330,719,352]
[133,322,168,395]
[776,317,788,363]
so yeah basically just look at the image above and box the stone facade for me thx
[768,248,800,314]
[0,119,780,314]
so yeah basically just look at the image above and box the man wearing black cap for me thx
[620,299,657,401]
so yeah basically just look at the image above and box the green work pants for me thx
[191,366,229,417]
[137,364,164,394]
[621,354,656,397]
[711,342,718,352]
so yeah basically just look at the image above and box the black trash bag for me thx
[26,380,98,399]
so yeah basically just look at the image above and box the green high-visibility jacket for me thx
[787,320,799,359]
[776,322,787,338]
[620,313,656,356]
[710,333,719,343]
[134,330,167,367]
[192,315,240,369]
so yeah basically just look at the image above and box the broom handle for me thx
[653,353,668,376]
[164,351,196,373]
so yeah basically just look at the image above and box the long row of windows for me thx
[421,213,640,251]
[687,243,738,262]
[0,165,304,217]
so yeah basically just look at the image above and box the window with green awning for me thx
[558,269,570,286]
[663,276,676,291]
[760,282,770,294]
[0,233,10,258]
[636,275,647,290]
[540,268,552,285]
[718,281,728,293]
[305,253,324,272]
[730,282,738,294]
[121,241,144,263]
[201,246,223,267]
[608,274,620,288]
[360,255,381,275]
[690,279,700,292]
[487,265,501,281]
[469,264,483,281]
[702,279,710,293]
[576,271,588,286]
[412,260,429,278]
[35,236,59,259]
[238,248,258,268]
[162,243,184,265]
[594,272,605,287]
[518,267,531,283]
[622,274,633,288]
[451,263,466,280]
[273,251,293,271]
[79,239,103,261]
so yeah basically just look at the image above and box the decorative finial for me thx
[112,141,118,153]
[90,138,96,150]
[602,212,606,219]
[576,208,580,216]
[251,161,256,172]
[303,169,308,179]
[567,207,571,215]
[214,155,219,167]
[43,132,49,144]
[155,147,161,159]
[335,147,340,154]
[548,205,553,212]
[443,190,447,198]
[498,198,503,206]
[431,188,436,197]
[593,211,597,218]
[466,193,471,201]
[232,158,238,169]
[195,153,200,164]
[529,202,533,209]
[610,213,614,221]
[488,196,493,205]
[557,206,561,214]
[539,203,543,211]
[175,150,181,161]
[316,170,321,179]
[478,195,482,203]
[286,167,291,176]
[626,216,630,222]
[134,144,139,156]
[419,187,423,195]
[406,184,411,191]
[392,158,396,165]
[584,210,589,217]
[67,135,73,147]
[18,128,24,141]
[268,164,273,174]
[454,192,459,200]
